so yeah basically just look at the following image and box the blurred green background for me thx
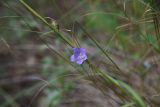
[0,0,160,107]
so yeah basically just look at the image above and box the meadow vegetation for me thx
[0,0,160,107]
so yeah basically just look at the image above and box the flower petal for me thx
[83,54,87,60]
[72,48,80,57]
[80,48,86,54]
[73,48,79,53]
[76,60,83,65]
[70,55,75,62]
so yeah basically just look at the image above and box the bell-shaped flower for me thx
[70,47,87,65]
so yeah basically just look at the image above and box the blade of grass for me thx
[86,60,145,107]
[18,0,73,47]
[0,88,20,107]
[119,81,145,107]
[76,21,122,72]
[121,102,135,107]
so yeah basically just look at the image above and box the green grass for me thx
[1,0,160,107]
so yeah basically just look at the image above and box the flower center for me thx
[77,53,85,61]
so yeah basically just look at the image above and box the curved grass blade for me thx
[119,81,145,107]
[18,0,73,47]
[86,60,145,107]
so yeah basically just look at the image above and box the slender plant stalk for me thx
[75,21,122,72]
[18,0,146,106]
[18,0,73,47]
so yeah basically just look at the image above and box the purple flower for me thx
[70,47,87,65]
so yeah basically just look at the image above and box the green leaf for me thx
[119,82,145,107]
[87,60,145,107]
